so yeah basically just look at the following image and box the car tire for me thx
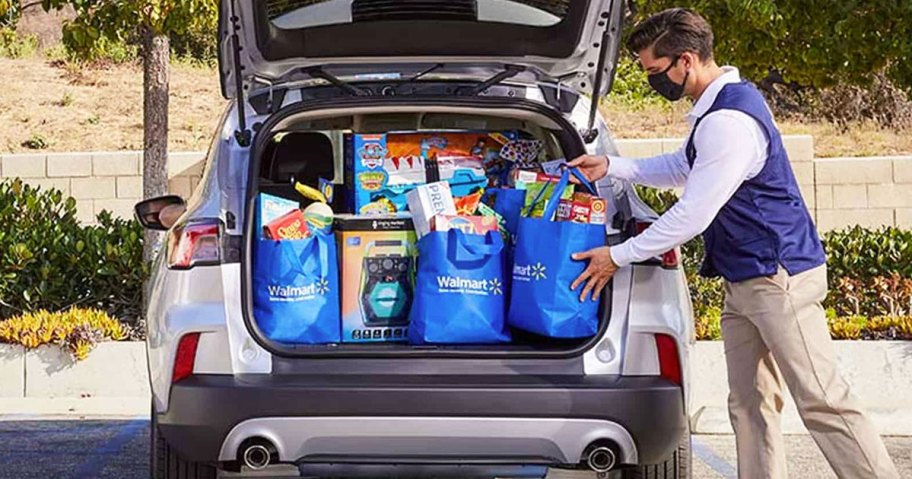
[151,407,218,479]
[622,428,692,479]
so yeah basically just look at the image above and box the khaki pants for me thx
[721,264,898,479]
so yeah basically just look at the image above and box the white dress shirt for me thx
[608,67,770,268]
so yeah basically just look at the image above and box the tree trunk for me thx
[142,31,171,263]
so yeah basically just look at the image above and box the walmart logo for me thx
[267,278,330,301]
[488,277,503,295]
[436,276,503,296]
[513,262,547,282]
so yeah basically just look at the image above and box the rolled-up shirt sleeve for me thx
[607,147,690,188]
[610,111,767,268]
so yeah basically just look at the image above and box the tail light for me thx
[172,333,201,384]
[167,220,221,269]
[633,220,680,269]
[655,334,682,386]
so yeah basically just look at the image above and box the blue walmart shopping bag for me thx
[409,230,511,345]
[508,167,606,338]
[483,188,526,238]
[253,233,341,344]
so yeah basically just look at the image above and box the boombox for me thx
[335,215,417,343]
[359,240,414,327]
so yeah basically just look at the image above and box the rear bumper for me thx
[158,374,685,466]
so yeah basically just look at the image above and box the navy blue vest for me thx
[686,81,826,282]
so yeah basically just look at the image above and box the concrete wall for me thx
[1,137,910,231]
[0,151,205,224]
[615,135,912,231]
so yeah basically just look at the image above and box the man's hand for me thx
[570,247,618,302]
[566,154,609,184]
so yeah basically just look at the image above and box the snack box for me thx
[431,215,500,236]
[406,181,457,239]
[264,209,311,240]
[257,193,300,238]
[556,193,608,225]
[334,214,417,343]
[345,131,516,215]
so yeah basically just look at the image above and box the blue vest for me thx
[686,81,826,282]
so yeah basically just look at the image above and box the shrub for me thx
[0,308,129,360]
[21,133,50,150]
[0,179,147,324]
[823,226,912,281]
[0,27,37,59]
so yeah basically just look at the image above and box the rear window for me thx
[268,0,571,29]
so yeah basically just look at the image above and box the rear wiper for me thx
[458,65,525,96]
[303,67,370,96]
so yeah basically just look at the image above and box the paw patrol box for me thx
[344,131,517,215]
[335,214,418,343]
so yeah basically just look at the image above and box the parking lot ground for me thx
[1,418,910,478]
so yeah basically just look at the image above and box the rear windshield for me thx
[268,0,572,29]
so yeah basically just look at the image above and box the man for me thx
[568,8,898,479]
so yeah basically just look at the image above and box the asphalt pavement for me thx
[0,417,909,478]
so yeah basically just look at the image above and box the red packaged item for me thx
[588,197,608,225]
[264,209,311,240]
[431,215,500,235]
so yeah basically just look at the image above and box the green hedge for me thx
[0,179,147,324]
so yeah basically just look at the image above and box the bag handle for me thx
[540,166,598,220]
[523,166,597,219]
[275,233,331,281]
[450,229,504,263]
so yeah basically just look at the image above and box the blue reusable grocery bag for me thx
[253,233,341,344]
[508,167,606,338]
[409,229,511,345]
[483,188,526,238]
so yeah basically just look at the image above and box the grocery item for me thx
[295,181,328,204]
[303,202,334,234]
[555,193,608,225]
[345,131,515,214]
[257,193,299,238]
[499,139,545,171]
[263,209,311,240]
[523,178,574,219]
[405,181,457,238]
[476,202,509,238]
[318,178,335,203]
[335,215,417,343]
[431,215,500,236]
[454,190,484,216]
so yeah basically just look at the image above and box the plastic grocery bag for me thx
[409,230,511,345]
[508,167,606,338]
[253,232,341,344]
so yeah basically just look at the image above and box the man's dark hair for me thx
[626,8,714,62]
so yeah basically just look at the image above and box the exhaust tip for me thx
[242,443,272,471]
[586,445,617,473]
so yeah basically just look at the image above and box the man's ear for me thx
[680,51,696,71]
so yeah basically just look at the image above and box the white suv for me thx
[136,1,694,478]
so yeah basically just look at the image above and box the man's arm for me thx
[609,111,767,268]
[607,148,690,188]
[568,148,690,188]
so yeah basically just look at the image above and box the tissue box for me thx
[335,215,417,343]
[406,181,457,238]
[345,131,514,215]
[431,215,500,235]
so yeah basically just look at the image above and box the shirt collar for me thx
[687,66,741,123]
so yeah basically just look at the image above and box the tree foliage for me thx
[41,0,217,58]
[630,0,912,91]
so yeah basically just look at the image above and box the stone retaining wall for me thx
[1,136,910,231]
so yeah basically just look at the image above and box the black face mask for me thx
[648,57,689,102]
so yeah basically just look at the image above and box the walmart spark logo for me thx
[513,262,547,282]
[489,278,503,295]
[315,278,331,295]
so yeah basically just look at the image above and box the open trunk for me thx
[242,95,615,358]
